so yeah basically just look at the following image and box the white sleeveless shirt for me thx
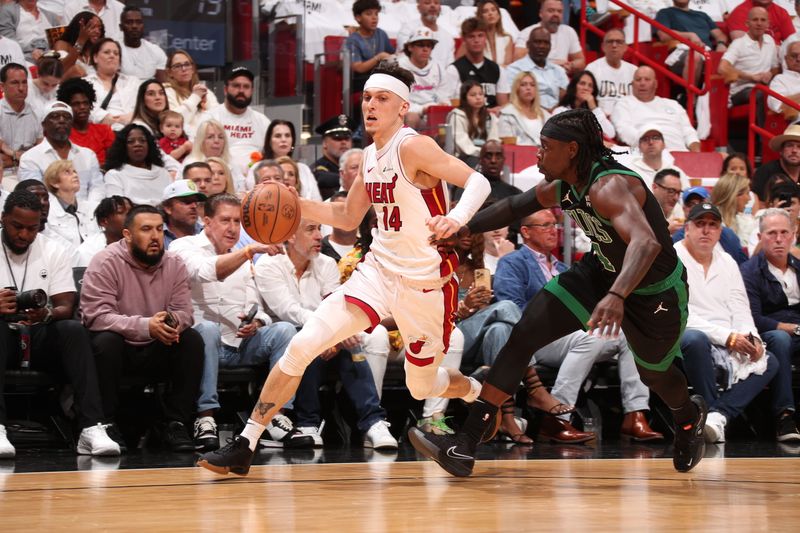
[362,126,457,282]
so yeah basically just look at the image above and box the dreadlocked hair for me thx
[544,109,618,178]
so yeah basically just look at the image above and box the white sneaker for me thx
[77,424,121,456]
[296,421,325,447]
[0,425,15,459]
[704,411,727,444]
[363,420,398,450]
[261,414,306,448]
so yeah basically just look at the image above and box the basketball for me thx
[241,182,301,244]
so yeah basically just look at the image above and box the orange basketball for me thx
[241,182,302,244]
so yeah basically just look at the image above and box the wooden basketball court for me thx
[2,457,799,531]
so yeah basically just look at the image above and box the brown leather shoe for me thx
[538,415,595,444]
[620,411,664,442]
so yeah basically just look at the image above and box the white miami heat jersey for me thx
[362,126,457,282]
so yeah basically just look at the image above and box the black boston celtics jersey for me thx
[556,158,679,289]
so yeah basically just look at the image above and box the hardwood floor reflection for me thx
[1,457,799,531]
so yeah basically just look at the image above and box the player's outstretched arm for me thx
[587,175,661,337]
[297,173,372,230]
[402,135,492,239]
[465,181,559,235]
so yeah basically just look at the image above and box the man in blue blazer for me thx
[739,208,800,442]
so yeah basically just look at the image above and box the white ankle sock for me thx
[241,419,266,451]
[462,377,482,403]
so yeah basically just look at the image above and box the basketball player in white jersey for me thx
[197,62,492,475]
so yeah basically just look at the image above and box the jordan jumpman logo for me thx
[654,302,668,314]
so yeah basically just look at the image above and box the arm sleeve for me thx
[593,106,616,139]
[467,186,544,234]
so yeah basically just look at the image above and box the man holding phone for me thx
[81,205,204,453]
[170,195,302,451]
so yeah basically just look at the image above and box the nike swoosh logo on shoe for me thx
[446,446,473,460]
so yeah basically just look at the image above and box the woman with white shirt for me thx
[250,119,321,200]
[84,38,139,129]
[43,159,98,247]
[103,124,172,206]
[447,80,499,163]
[498,71,549,146]
[551,70,616,139]
[476,0,513,66]
[27,53,62,121]
[164,49,219,139]
[0,0,61,62]
[183,119,246,192]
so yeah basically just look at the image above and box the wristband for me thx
[608,290,625,301]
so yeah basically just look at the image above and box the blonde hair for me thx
[510,72,544,120]
[43,160,76,194]
[275,155,302,194]
[711,173,750,231]
[189,119,232,165]
[206,156,236,195]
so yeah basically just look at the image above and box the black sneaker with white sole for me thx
[673,394,707,473]
[776,413,800,443]
[408,427,476,478]
[196,435,254,476]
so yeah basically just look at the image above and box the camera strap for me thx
[2,240,31,292]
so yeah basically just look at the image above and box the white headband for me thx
[363,73,410,103]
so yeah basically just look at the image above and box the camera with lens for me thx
[2,287,48,322]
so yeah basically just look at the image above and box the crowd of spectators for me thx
[2,0,800,462]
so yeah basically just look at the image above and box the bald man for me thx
[610,66,701,151]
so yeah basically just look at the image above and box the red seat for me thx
[669,151,723,182]
[504,145,539,172]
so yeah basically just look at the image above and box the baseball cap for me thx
[162,179,207,203]
[637,124,663,141]
[226,66,254,83]
[682,186,710,204]
[406,27,438,45]
[43,101,73,119]
[687,202,721,222]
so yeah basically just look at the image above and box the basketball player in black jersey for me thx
[409,108,708,476]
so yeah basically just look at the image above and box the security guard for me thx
[313,115,354,200]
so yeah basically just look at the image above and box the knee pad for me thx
[404,363,450,400]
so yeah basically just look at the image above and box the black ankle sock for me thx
[670,399,698,427]
[462,399,498,445]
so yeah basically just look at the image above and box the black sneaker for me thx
[162,421,195,453]
[197,435,254,476]
[776,413,800,443]
[408,427,476,477]
[193,416,220,452]
[673,394,707,473]
[259,414,314,449]
[105,422,128,453]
